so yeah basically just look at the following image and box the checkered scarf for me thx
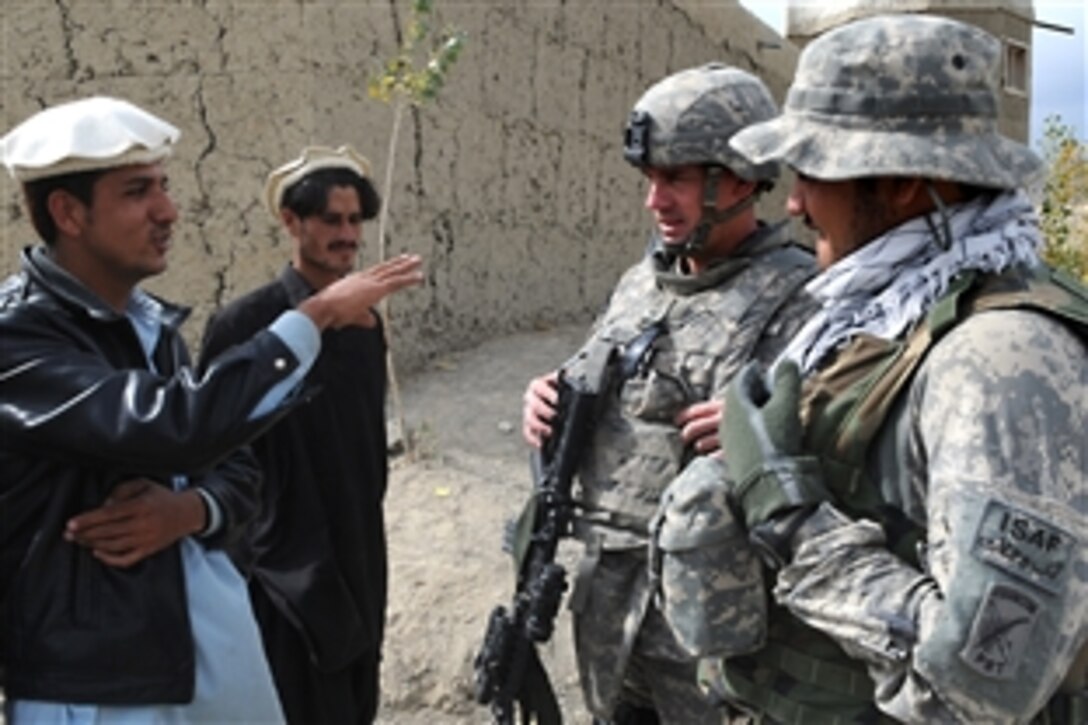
[778,189,1042,375]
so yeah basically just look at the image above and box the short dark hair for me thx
[280,167,381,221]
[22,169,106,245]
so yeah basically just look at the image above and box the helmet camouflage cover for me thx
[624,63,780,183]
[730,14,1042,188]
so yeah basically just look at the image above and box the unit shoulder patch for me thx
[971,499,1076,594]
[959,582,1039,680]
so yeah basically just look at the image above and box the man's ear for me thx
[891,177,927,209]
[895,177,963,217]
[732,176,758,200]
[719,168,757,201]
[46,189,88,239]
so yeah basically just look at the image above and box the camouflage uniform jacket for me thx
[772,267,1088,723]
[563,222,815,713]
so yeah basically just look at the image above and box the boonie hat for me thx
[730,14,1042,189]
[0,96,179,182]
[264,145,380,220]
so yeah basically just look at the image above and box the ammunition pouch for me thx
[648,456,766,658]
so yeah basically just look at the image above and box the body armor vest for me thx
[567,233,814,547]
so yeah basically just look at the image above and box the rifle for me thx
[474,344,614,725]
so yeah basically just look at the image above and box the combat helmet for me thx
[624,63,780,255]
[730,14,1042,189]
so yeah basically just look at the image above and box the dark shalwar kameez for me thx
[200,265,389,725]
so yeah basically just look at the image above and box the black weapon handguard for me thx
[474,343,615,725]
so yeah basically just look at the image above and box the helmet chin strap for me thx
[672,166,761,257]
[923,180,955,252]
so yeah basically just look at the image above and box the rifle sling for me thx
[517,645,563,725]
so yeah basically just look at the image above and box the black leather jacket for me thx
[0,246,302,704]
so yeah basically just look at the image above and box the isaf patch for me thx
[959,583,1039,680]
[972,500,1076,594]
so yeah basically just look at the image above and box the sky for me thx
[738,0,1088,147]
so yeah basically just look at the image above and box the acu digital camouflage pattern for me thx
[571,225,814,543]
[625,63,779,183]
[563,223,815,717]
[730,14,1043,188]
[772,299,1088,721]
[648,455,765,659]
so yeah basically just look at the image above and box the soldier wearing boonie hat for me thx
[0,97,421,723]
[519,64,818,724]
[705,14,1088,724]
[729,15,1041,189]
[199,141,396,725]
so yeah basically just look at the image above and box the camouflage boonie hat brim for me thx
[731,14,1043,188]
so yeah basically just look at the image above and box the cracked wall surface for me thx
[1,0,798,370]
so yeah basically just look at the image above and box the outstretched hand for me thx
[300,253,425,330]
[65,478,205,568]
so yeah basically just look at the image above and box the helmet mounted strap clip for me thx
[924,181,955,252]
[624,111,652,166]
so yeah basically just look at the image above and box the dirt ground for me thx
[376,322,594,725]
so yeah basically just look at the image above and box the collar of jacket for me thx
[277,263,317,307]
[652,219,792,296]
[22,244,190,329]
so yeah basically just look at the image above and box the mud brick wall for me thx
[0,0,796,370]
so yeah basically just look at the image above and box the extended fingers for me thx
[66,518,133,547]
[355,255,425,305]
[66,515,148,567]
[366,254,424,285]
[66,502,134,539]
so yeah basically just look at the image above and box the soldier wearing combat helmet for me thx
[709,14,1088,723]
[521,64,817,723]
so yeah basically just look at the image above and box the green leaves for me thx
[367,1,466,107]
[1039,115,1088,283]
[364,2,466,461]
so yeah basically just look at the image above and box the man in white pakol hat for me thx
[0,96,422,722]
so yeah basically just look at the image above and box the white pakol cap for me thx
[264,144,376,219]
[0,96,179,182]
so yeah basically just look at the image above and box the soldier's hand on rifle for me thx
[522,371,559,448]
[675,398,723,454]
